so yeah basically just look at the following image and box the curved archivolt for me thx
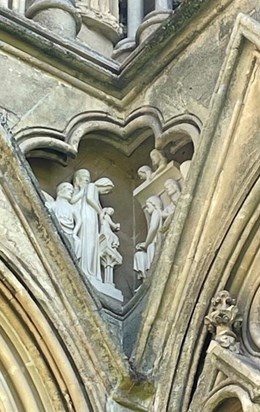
[0,247,90,412]
[14,107,201,160]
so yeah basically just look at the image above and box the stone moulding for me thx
[13,108,201,162]
[0,122,134,410]
[25,0,82,37]
[0,0,233,107]
[1,6,260,412]
[14,127,74,150]
[79,8,121,44]
[189,341,260,411]
[0,246,90,411]
[130,12,260,411]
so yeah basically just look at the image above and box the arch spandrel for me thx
[0,4,260,412]
[0,124,131,410]
[188,340,260,412]
[129,13,260,411]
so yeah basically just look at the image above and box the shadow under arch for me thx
[214,398,243,412]
[203,385,252,412]
[0,244,92,412]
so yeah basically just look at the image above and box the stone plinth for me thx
[90,235,124,302]
[112,38,136,63]
[89,276,123,302]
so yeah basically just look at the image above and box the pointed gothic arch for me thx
[0,245,91,411]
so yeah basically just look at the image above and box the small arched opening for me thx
[214,397,243,412]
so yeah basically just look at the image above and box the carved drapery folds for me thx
[133,147,182,285]
[205,291,242,354]
[44,169,124,302]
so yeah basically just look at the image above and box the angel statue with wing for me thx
[43,182,82,259]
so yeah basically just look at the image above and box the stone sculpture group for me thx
[45,169,123,299]
[44,147,182,299]
[133,149,182,284]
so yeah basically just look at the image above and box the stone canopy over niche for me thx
[27,111,200,304]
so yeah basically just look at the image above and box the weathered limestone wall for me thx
[0,1,260,410]
[0,124,130,411]
[0,48,113,132]
[127,0,260,124]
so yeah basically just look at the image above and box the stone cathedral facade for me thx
[0,0,259,411]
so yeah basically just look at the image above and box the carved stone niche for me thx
[26,110,201,305]
[132,116,201,280]
[29,133,154,303]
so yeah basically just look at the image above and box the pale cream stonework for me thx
[0,1,259,411]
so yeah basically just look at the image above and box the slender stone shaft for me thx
[110,0,119,19]
[127,0,144,39]
[0,0,8,7]
[91,0,99,9]
[155,0,172,10]
[12,0,25,13]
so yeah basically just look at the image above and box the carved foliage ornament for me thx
[0,111,12,136]
[205,290,242,354]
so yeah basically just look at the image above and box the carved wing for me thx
[41,190,55,209]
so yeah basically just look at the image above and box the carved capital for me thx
[205,290,242,353]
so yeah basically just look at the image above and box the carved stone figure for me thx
[99,207,123,289]
[137,165,153,182]
[134,195,162,281]
[48,182,82,259]
[161,178,181,232]
[71,169,102,280]
[100,207,120,249]
[150,149,168,179]
[205,290,242,354]
[95,177,115,195]
[71,170,115,281]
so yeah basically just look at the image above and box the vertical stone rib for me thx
[127,0,144,39]
[0,0,8,8]
[91,0,99,10]
[110,0,118,19]
[155,0,172,10]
